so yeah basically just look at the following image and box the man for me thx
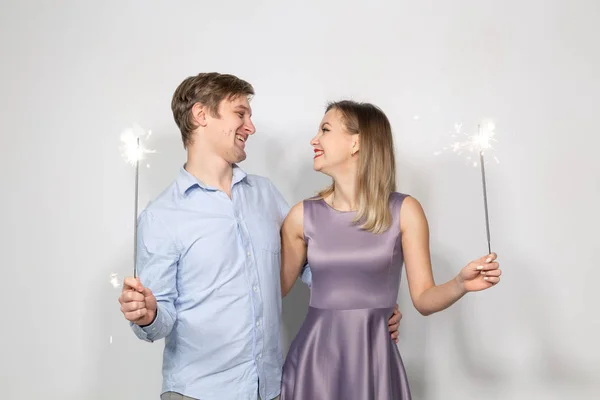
[118,72,402,400]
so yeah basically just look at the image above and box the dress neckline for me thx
[319,198,357,214]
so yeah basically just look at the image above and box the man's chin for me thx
[228,151,246,164]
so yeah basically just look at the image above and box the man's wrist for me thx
[138,310,157,328]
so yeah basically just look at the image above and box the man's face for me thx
[204,95,256,164]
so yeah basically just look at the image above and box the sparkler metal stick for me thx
[477,125,492,254]
[133,137,140,278]
[120,125,154,278]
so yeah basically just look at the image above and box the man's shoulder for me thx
[243,174,290,215]
[141,180,180,217]
[245,174,284,196]
[245,173,274,188]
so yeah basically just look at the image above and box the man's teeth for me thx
[236,135,245,142]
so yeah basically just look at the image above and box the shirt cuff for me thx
[300,264,312,288]
[130,308,162,342]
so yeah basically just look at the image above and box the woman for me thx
[279,100,501,399]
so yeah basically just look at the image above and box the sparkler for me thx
[476,123,493,254]
[119,125,155,278]
[436,120,498,254]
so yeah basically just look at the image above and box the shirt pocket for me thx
[247,216,281,254]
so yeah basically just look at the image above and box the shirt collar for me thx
[176,164,249,196]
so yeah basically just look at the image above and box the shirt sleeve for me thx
[130,209,180,342]
[267,179,312,288]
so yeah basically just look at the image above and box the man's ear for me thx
[191,102,208,128]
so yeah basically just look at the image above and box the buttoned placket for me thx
[231,184,266,396]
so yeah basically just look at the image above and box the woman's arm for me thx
[401,197,470,316]
[281,201,308,297]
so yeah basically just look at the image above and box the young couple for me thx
[118,72,501,400]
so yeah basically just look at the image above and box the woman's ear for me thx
[351,135,360,155]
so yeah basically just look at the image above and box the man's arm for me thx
[125,210,180,343]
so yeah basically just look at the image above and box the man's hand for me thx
[118,277,157,326]
[388,304,402,343]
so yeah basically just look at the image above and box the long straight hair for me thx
[317,100,397,234]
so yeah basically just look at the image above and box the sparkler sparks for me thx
[119,124,155,166]
[436,119,499,254]
[435,120,499,167]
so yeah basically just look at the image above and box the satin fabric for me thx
[281,193,412,399]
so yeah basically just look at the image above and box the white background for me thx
[1,1,599,399]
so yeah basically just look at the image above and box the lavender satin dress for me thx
[280,193,412,400]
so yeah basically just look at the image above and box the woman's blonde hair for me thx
[317,100,397,234]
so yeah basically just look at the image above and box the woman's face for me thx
[310,109,359,175]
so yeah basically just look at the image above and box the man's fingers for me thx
[388,311,402,325]
[121,301,146,313]
[124,308,147,322]
[142,287,153,298]
[121,290,145,303]
[123,277,144,293]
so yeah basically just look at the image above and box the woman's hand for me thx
[456,252,502,292]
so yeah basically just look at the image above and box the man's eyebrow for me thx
[234,105,252,115]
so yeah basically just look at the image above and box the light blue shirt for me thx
[131,165,311,400]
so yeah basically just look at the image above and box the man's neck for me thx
[185,149,234,196]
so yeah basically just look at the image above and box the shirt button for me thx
[247,252,251,257]
[253,286,258,292]
[256,321,260,327]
